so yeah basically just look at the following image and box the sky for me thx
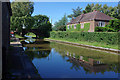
[31,2,118,25]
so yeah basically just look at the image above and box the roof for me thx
[67,11,114,25]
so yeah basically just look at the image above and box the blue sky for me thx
[32,2,118,25]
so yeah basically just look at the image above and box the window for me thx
[81,23,84,29]
[98,21,105,27]
[74,25,76,29]
[71,25,72,28]
[67,25,69,29]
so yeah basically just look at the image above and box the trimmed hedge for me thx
[50,31,118,45]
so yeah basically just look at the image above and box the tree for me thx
[117,1,120,19]
[68,6,82,18]
[85,4,92,13]
[11,0,34,17]
[102,4,109,14]
[53,14,68,31]
[10,0,34,34]
[33,15,49,29]
[92,3,102,12]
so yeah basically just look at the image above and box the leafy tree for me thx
[68,6,82,18]
[117,1,120,19]
[11,0,34,17]
[85,4,92,13]
[33,15,49,29]
[107,19,120,32]
[53,14,68,31]
[10,0,34,34]
[102,4,109,14]
[92,3,102,12]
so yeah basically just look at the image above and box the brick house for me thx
[67,10,114,32]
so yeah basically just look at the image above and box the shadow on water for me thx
[20,37,119,78]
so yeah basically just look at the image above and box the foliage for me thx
[37,21,52,38]
[95,19,120,32]
[57,25,66,31]
[68,3,119,19]
[53,14,68,31]
[118,1,120,19]
[92,4,102,12]
[81,23,90,32]
[50,31,118,45]
[25,32,36,37]
[32,15,49,29]
[107,19,120,32]
[95,27,116,32]
[11,0,34,17]
[10,16,34,34]
[66,23,90,32]
[68,6,83,18]
[85,4,92,13]
[10,14,51,36]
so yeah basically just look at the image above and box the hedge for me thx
[50,31,119,45]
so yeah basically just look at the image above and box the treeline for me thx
[10,0,52,35]
[53,3,120,31]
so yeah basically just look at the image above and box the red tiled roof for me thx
[67,11,114,25]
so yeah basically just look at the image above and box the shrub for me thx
[95,27,116,32]
[50,31,118,45]
[107,19,120,32]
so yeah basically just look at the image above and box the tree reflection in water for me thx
[50,42,120,74]
[22,39,51,61]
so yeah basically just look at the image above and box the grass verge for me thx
[15,34,23,38]
[45,38,118,50]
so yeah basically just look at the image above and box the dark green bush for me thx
[50,31,118,45]
[106,19,120,32]
[95,27,116,32]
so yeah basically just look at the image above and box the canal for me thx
[20,37,119,78]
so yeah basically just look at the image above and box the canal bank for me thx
[5,38,41,79]
[45,38,120,54]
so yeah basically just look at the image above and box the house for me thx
[67,10,114,32]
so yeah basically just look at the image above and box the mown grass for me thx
[26,33,36,37]
[15,34,24,38]
[46,38,118,50]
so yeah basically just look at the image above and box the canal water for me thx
[21,37,119,78]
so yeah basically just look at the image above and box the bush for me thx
[107,19,120,32]
[95,27,116,32]
[50,31,118,45]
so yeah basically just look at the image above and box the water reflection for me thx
[21,39,119,78]
[50,42,119,74]
[21,38,51,61]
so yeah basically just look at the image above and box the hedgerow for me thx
[50,31,118,45]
